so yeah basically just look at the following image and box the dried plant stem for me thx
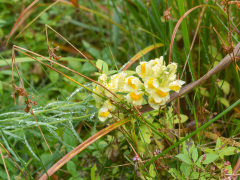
[204,131,240,147]
[12,45,119,100]
[45,25,103,73]
[11,47,52,155]
[180,5,206,79]
[0,142,28,179]
[0,147,10,180]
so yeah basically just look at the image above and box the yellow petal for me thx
[130,92,142,101]
[99,111,110,117]
[156,90,168,97]
[150,97,162,104]
[141,63,146,75]
[128,77,137,89]
[170,85,180,91]
[148,78,155,89]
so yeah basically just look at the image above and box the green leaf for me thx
[139,125,151,144]
[218,97,230,107]
[197,154,219,165]
[225,165,233,174]
[112,167,119,175]
[176,154,192,164]
[67,161,77,176]
[0,80,2,94]
[63,128,78,161]
[91,164,99,180]
[169,168,186,179]
[180,163,191,177]
[216,138,222,149]
[81,62,97,76]
[192,148,198,163]
[183,138,195,156]
[203,148,216,154]
[49,70,59,83]
[82,40,101,58]
[190,171,200,179]
[107,70,117,75]
[149,164,156,178]
[173,114,188,124]
[96,59,108,74]
[68,60,82,71]
[124,70,137,77]
[219,147,237,157]
[217,80,230,95]
[200,88,210,97]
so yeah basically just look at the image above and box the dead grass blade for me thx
[12,45,117,100]
[141,42,240,113]
[204,131,240,147]
[69,0,79,12]
[38,118,131,180]
[58,0,129,34]
[6,0,39,46]
[45,25,103,73]
[180,5,207,79]
[122,43,164,71]
[0,148,10,180]
[168,4,206,63]
[15,1,59,39]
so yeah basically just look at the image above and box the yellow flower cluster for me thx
[93,56,185,121]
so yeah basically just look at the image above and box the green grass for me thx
[0,0,240,179]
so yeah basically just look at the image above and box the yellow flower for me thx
[144,77,159,93]
[148,87,170,109]
[110,72,127,93]
[167,63,177,81]
[124,76,143,91]
[104,83,118,99]
[152,64,167,78]
[103,100,115,112]
[169,80,185,92]
[136,62,153,80]
[98,107,112,121]
[152,56,164,66]
[92,85,105,108]
[126,91,143,105]
[148,94,166,110]
[155,88,169,98]
[98,73,108,85]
